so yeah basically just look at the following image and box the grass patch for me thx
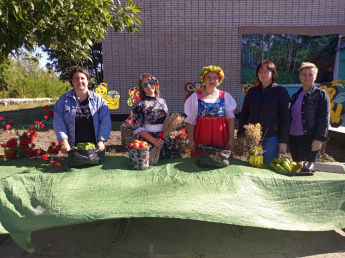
[0,100,56,112]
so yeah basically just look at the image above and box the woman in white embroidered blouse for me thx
[184,66,237,157]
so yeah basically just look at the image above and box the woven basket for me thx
[196,144,231,168]
[121,122,136,147]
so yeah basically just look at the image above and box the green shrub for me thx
[1,58,69,98]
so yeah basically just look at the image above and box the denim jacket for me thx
[290,85,330,141]
[53,89,112,146]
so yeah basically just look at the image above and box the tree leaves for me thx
[0,0,141,65]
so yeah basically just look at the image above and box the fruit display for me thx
[128,139,150,170]
[269,157,315,174]
[71,142,96,150]
[128,139,149,149]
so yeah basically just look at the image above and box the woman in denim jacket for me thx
[289,62,330,163]
[53,67,111,155]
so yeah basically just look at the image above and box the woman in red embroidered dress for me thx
[184,66,237,157]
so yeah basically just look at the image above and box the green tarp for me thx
[1,157,345,252]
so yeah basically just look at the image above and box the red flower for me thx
[44,105,49,110]
[9,120,12,123]
[44,115,48,120]
[48,110,54,118]
[5,124,11,130]
[51,141,56,146]
[0,116,4,121]
[55,162,61,167]
[20,137,32,145]
[49,160,55,164]
[47,147,55,154]
[1,144,6,148]
[39,123,44,129]
[41,154,49,161]
[7,138,17,149]
[19,144,30,152]
[6,150,16,160]
[29,149,40,157]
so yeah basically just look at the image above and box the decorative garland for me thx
[199,65,225,86]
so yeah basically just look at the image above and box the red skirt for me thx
[192,116,229,157]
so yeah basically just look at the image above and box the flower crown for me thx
[199,65,225,86]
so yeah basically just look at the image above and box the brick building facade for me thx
[103,0,345,115]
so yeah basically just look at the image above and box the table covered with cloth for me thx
[1,156,345,252]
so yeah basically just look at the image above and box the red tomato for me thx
[133,139,140,144]
[128,143,134,148]
[133,143,140,149]
[139,142,147,148]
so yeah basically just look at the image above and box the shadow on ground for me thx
[1,218,345,257]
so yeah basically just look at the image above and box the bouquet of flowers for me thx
[243,123,265,168]
[175,128,190,158]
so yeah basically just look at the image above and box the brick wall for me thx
[103,0,345,115]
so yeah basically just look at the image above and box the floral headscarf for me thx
[199,65,225,86]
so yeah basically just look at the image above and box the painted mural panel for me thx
[241,34,338,84]
[319,80,345,129]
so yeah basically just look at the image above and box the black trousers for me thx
[289,133,322,162]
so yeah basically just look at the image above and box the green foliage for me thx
[242,67,300,84]
[242,34,338,83]
[46,43,103,86]
[0,57,69,98]
[0,0,141,64]
[241,67,257,84]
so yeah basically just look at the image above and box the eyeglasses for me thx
[141,80,155,88]
[258,69,271,74]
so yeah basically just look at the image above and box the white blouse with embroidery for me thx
[184,91,237,125]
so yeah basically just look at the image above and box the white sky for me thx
[34,47,49,68]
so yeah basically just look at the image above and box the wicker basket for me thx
[121,122,136,147]
[196,144,231,168]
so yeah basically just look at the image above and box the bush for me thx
[0,58,69,98]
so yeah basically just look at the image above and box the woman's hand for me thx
[236,138,244,147]
[227,139,235,150]
[152,137,164,149]
[97,141,105,152]
[139,130,164,149]
[60,139,71,154]
[278,143,287,154]
[189,139,196,153]
[311,140,322,151]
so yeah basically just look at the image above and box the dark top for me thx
[320,71,333,83]
[237,83,291,143]
[290,84,330,141]
[75,97,96,145]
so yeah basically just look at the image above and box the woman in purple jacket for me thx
[289,62,330,164]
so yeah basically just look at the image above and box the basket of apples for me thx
[128,139,150,170]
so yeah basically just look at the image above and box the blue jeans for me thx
[262,136,279,163]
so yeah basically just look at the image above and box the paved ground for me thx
[1,218,345,257]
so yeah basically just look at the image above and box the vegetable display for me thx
[269,157,315,174]
[71,142,96,150]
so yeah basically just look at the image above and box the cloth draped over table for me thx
[1,157,345,253]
